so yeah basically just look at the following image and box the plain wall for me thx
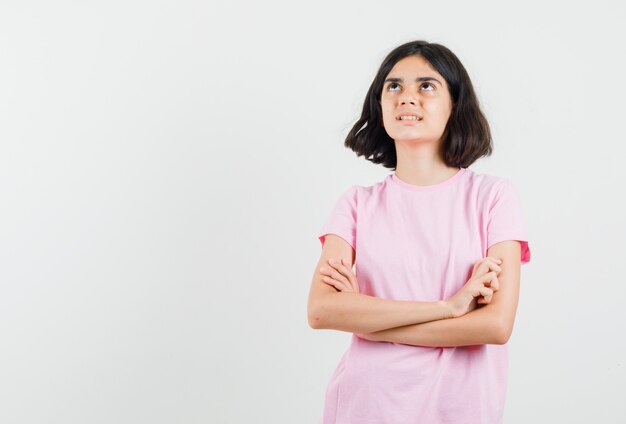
[1,0,625,422]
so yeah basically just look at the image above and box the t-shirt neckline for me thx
[389,167,467,191]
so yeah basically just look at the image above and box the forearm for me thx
[364,304,504,347]
[313,292,453,333]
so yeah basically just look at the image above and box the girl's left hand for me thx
[319,258,360,294]
[319,260,384,341]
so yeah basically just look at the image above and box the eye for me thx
[386,82,435,92]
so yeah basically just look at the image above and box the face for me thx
[380,55,453,145]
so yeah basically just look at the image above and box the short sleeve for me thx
[487,179,531,264]
[318,185,358,251]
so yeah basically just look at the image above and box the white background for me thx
[1,1,625,423]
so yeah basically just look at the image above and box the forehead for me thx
[386,55,445,86]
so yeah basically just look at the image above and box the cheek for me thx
[427,103,452,120]
[381,107,393,123]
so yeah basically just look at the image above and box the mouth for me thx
[395,113,423,121]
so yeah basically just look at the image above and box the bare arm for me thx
[361,241,522,347]
[360,302,502,347]
[312,292,454,334]
[308,234,454,333]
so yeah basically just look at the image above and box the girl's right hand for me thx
[446,257,503,318]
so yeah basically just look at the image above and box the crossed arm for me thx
[359,240,522,347]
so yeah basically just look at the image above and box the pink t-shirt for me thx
[317,167,531,424]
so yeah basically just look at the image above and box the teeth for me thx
[399,115,420,120]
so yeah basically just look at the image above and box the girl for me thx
[308,40,531,423]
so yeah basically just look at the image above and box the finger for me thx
[329,259,355,290]
[489,275,499,291]
[487,273,499,292]
[475,262,489,277]
[491,261,502,273]
[483,258,502,272]
[481,271,497,292]
[324,264,352,288]
[477,260,501,276]
[328,258,348,274]
[321,276,350,292]
[475,260,490,274]
[478,293,492,304]
[329,258,353,275]
[473,260,488,277]
[320,265,353,281]
[341,258,353,270]
[479,271,498,285]
[341,258,359,292]
[340,258,357,292]
[472,286,492,298]
[337,258,353,275]
[320,266,355,290]
[341,258,356,275]
[479,286,494,298]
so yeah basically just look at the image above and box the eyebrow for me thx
[384,76,443,86]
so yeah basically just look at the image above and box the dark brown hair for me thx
[345,40,493,170]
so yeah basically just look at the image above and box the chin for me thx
[394,135,439,144]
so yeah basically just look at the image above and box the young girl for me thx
[308,40,531,423]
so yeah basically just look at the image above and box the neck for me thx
[393,141,459,186]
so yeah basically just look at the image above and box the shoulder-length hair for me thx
[345,40,493,170]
